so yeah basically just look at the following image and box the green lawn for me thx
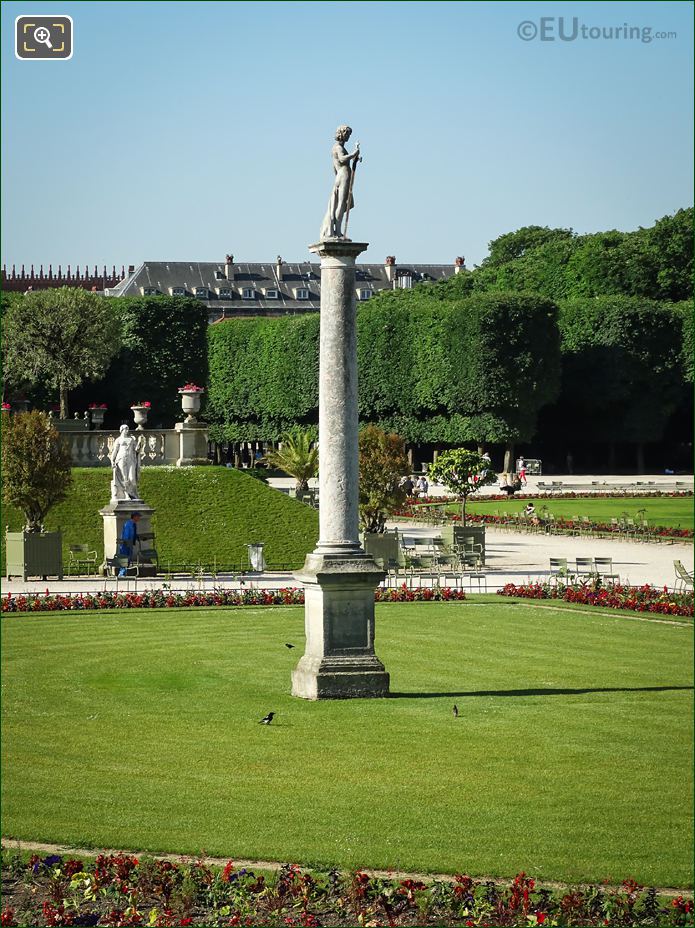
[1,467,319,571]
[458,495,694,530]
[2,602,692,887]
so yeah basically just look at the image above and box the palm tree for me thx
[263,428,318,492]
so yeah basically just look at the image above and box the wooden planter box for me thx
[5,530,63,580]
[360,530,404,569]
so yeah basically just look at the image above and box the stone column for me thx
[291,240,390,700]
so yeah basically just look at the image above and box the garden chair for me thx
[103,556,139,592]
[549,557,569,583]
[673,560,694,592]
[575,557,595,579]
[594,557,620,584]
[68,543,98,576]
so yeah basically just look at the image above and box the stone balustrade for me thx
[62,429,206,467]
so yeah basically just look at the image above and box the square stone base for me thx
[291,550,389,700]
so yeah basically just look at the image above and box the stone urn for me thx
[89,407,106,429]
[131,405,149,430]
[179,389,204,423]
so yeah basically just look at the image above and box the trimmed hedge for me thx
[207,290,561,444]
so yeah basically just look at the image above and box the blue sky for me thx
[2,0,693,269]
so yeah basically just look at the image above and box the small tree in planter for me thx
[428,448,497,526]
[2,411,73,532]
[358,425,409,533]
[2,412,73,579]
[263,428,318,493]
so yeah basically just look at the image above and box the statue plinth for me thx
[99,498,156,576]
[291,239,389,700]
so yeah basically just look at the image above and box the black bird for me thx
[259,712,275,725]
[453,704,459,718]
[285,643,295,649]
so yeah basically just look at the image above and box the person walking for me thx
[517,456,527,486]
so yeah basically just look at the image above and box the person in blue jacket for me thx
[118,512,141,575]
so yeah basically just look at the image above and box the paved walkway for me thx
[268,472,693,498]
[3,526,691,596]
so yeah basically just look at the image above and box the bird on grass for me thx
[285,643,295,649]
[259,712,275,725]
[453,704,459,718]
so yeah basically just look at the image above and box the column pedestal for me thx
[175,421,209,466]
[291,239,389,700]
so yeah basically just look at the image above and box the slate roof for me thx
[105,260,459,319]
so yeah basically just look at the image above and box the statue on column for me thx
[109,424,144,500]
[320,125,361,240]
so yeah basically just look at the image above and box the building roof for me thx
[105,259,460,318]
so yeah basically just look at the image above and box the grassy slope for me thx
[1,602,692,887]
[458,496,694,530]
[1,467,318,570]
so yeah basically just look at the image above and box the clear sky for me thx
[2,0,693,269]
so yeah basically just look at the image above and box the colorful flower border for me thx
[498,580,694,617]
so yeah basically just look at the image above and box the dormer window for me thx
[397,274,413,290]
[195,287,209,299]
[242,287,256,300]
[215,270,224,280]
[172,286,187,297]
[358,288,372,301]
[218,287,233,299]
[142,287,160,296]
[265,289,279,299]
[295,288,310,300]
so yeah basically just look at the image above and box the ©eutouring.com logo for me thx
[517,17,677,43]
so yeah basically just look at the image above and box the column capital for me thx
[309,240,369,263]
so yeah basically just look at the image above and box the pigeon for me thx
[453,704,459,718]
[285,643,295,649]
[259,712,275,725]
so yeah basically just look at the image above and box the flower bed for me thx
[1,586,466,614]
[498,580,694,618]
[1,851,692,927]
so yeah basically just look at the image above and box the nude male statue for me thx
[320,125,361,240]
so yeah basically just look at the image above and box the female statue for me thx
[320,125,361,240]
[109,424,143,500]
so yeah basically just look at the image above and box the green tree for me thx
[4,288,121,418]
[482,225,574,267]
[358,425,409,533]
[263,428,318,492]
[1,411,73,533]
[428,448,497,526]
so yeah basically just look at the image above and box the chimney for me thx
[128,265,135,275]
[384,255,396,284]
[225,254,234,281]
[275,255,284,282]
[454,256,466,273]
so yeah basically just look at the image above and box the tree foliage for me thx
[427,448,497,525]
[358,425,410,533]
[1,411,73,533]
[557,296,685,444]
[96,296,209,424]
[469,209,693,303]
[482,225,574,268]
[3,288,122,418]
[263,428,318,491]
